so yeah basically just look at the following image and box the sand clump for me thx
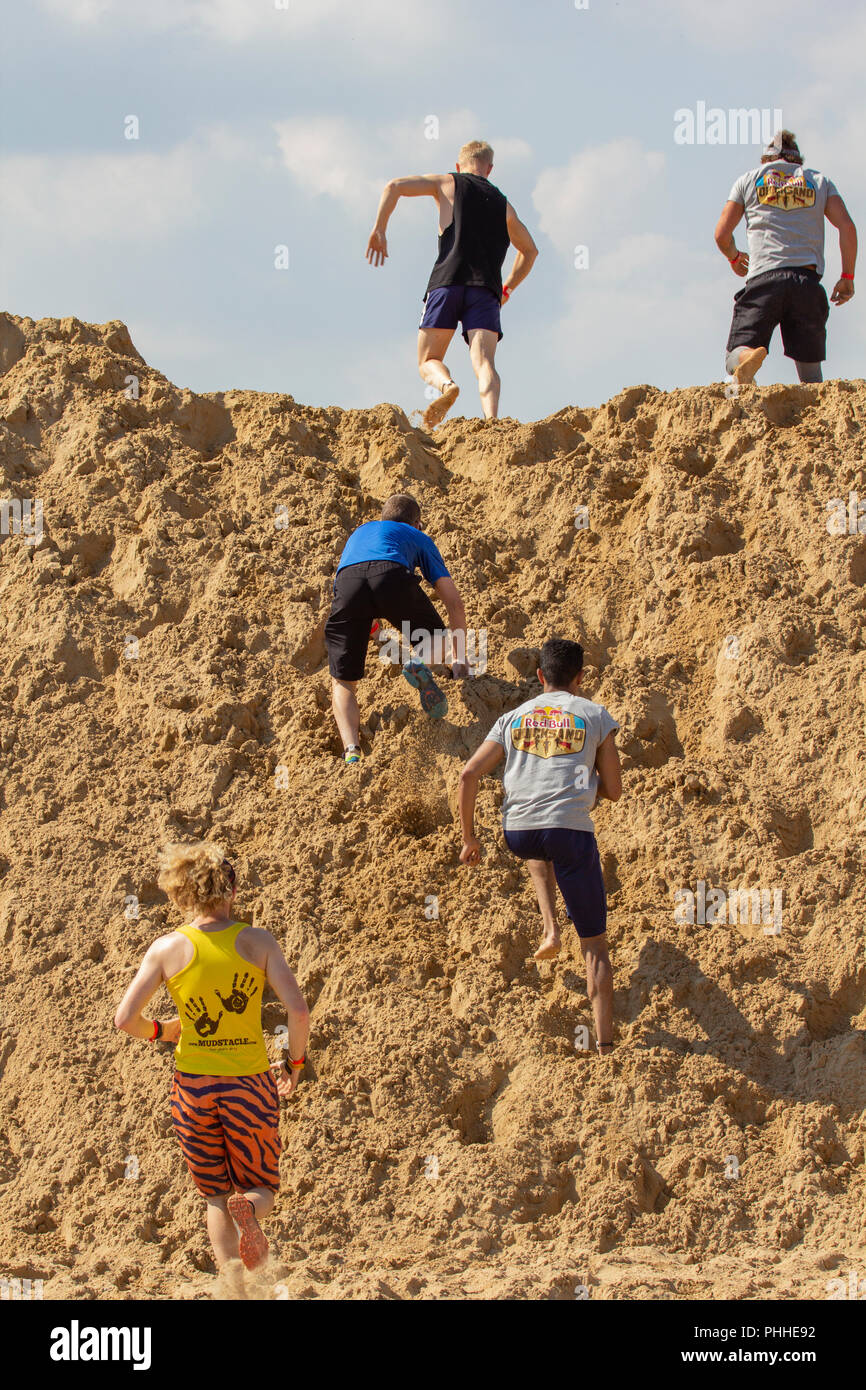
[0,311,864,1301]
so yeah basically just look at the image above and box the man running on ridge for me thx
[715,128,857,385]
[366,139,539,427]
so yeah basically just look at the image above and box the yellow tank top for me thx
[167,922,270,1076]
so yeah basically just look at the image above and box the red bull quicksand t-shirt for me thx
[486,692,619,833]
[727,162,839,279]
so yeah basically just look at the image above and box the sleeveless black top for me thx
[425,173,510,301]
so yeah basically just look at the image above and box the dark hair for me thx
[539,638,584,688]
[381,494,421,526]
[761,129,802,165]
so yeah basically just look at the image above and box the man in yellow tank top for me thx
[114,843,309,1278]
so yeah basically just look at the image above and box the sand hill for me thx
[0,311,864,1300]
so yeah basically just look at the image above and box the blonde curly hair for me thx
[157,841,236,914]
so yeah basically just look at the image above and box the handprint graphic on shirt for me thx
[185,996,223,1037]
[215,972,258,1015]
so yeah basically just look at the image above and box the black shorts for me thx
[726,266,829,363]
[324,560,445,682]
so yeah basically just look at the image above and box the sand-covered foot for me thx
[733,347,767,385]
[227,1193,269,1272]
[421,380,459,429]
[533,933,561,961]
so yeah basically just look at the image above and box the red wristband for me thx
[841,272,854,280]
[290,1055,306,1067]
[150,1019,159,1041]
[501,286,510,301]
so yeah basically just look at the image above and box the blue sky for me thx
[2,0,863,420]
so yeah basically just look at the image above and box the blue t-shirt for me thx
[336,521,450,585]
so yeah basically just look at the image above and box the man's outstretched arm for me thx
[503,205,539,295]
[825,194,857,304]
[458,741,505,863]
[367,174,451,266]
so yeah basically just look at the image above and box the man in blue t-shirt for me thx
[457,638,622,1056]
[714,129,857,385]
[324,494,470,765]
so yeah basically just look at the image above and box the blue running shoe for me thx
[401,660,448,719]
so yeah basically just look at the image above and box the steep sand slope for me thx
[0,313,864,1300]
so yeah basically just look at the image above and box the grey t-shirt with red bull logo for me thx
[485,692,619,833]
[728,161,839,279]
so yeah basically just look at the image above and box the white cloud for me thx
[542,237,720,375]
[632,0,836,49]
[527,138,723,386]
[531,139,666,257]
[274,111,533,216]
[0,127,258,244]
[591,232,681,281]
[35,0,457,53]
[274,118,382,214]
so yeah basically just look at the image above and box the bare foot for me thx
[421,380,459,428]
[533,933,561,961]
[733,346,767,385]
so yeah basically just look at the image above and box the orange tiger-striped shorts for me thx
[170,1070,282,1198]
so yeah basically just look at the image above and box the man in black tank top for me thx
[367,139,538,427]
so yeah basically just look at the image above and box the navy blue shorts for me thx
[420,285,503,343]
[503,827,607,938]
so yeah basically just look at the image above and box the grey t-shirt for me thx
[728,162,839,279]
[485,691,619,833]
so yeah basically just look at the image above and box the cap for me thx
[763,130,801,161]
